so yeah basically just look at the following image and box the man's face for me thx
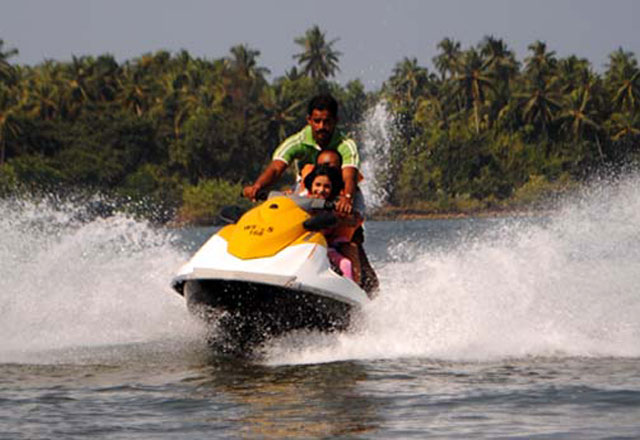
[307,109,337,147]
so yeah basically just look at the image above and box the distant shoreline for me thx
[169,208,545,228]
[367,206,548,221]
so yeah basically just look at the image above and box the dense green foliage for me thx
[382,38,640,212]
[1,32,639,221]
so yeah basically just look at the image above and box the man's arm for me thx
[336,166,358,214]
[335,209,363,226]
[243,160,288,201]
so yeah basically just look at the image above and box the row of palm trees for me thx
[1,30,639,214]
[0,25,352,169]
[386,36,639,143]
[0,27,365,220]
[381,36,640,205]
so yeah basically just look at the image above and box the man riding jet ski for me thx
[244,94,379,294]
[171,189,371,353]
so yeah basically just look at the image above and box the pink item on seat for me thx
[327,247,353,280]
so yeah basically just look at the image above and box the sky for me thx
[2,0,639,89]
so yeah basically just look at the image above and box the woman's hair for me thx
[303,164,344,200]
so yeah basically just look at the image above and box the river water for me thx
[2,175,640,439]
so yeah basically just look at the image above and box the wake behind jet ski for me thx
[171,193,372,354]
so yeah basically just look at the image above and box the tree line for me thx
[1,28,639,222]
[382,37,640,213]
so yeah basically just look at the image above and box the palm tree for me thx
[224,44,270,104]
[557,55,592,94]
[606,111,640,141]
[0,85,22,165]
[157,71,200,140]
[68,55,94,101]
[225,44,270,82]
[555,83,601,141]
[0,40,23,163]
[387,57,432,105]
[451,48,495,133]
[479,36,518,77]
[524,41,557,83]
[605,48,640,112]
[514,76,562,138]
[384,58,436,142]
[433,37,461,81]
[0,40,19,85]
[93,54,120,102]
[293,25,341,81]
[23,60,65,120]
[518,41,561,138]
[57,55,99,119]
[283,66,303,82]
[258,86,303,145]
[118,63,154,117]
[479,36,519,123]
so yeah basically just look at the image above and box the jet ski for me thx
[171,193,372,353]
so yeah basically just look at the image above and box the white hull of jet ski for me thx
[171,231,371,351]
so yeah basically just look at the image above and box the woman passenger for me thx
[303,165,354,281]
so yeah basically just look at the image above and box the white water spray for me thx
[3,173,640,366]
[0,198,203,363]
[358,100,393,209]
[267,174,640,364]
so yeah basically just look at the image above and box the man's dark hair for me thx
[316,149,342,167]
[307,94,338,118]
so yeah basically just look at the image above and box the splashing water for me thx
[266,173,640,365]
[3,173,640,366]
[358,100,393,209]
[0,197,203,363]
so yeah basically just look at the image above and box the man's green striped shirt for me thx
[272,125,359,173]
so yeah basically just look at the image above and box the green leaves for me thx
[293,25,342,82]
[178,179,246,225]
[0,34,639,222]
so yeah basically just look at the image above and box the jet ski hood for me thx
[172,195,369,307]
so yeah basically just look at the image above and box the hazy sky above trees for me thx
[3,0,639,89]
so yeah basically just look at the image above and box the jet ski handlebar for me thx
[220,192,336,227]
[271,193,334,212]
[245,189,334,210]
